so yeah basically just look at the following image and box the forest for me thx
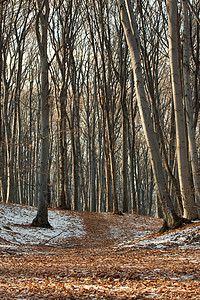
[0,0,199,230]
[0,1,200,299]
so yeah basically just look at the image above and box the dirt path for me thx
[55,211,162,249]
[78,212,115,248]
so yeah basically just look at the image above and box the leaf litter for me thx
[0,203,200,299]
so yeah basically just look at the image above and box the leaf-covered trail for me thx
[58,211,160,249]
[0,206,200,299]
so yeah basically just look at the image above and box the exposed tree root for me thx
[31,216,52,229]
[114,211,124,216]
[58,205,71,211]
[159,217,191,234]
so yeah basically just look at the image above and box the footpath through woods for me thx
[0,204,200,299]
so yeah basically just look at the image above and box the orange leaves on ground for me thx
[0,211,200,299]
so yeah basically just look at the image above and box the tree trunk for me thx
[0,2,3,202]
[102,111,112,212]
[118,0,182,229]
[71,130,78,211]
[32,0,51,228]
[59,87,71,210]
[122,106,128,213]
[128,86,137,213]
[182,0,200,217]
[166,0,198,220]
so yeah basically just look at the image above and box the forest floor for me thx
[0,203,200,299]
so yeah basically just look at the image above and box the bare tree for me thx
[182,0,200,216]
[118,0,183,229]
[32,0,51,228]
[166,0,198,220]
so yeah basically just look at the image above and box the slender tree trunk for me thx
[148,168,154,216]
[91,111,96,211]
[34,91,40,207]
[97,105,104,212]
[15,47,23,205]
[120,55,129,213]
[71,130,78,211]
[6,96,17,204]
[122,106,128,213]
[77,130,88,212]
[102,110,112,212]
[88,105,96,212]
[59,87,71,210]
[17,99,23,205]
[28,78,33,206]
[128,86,137,213]
[193,17,199,130]
[59,110,67,209]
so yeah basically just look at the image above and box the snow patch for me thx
[118,222,200,250]
[0,203,85,246]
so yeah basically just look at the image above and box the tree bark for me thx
[32,0,51,228]
[166,0,198,220]
[182,0,200,217]
[118,0,182,229]
[0,2,3,202]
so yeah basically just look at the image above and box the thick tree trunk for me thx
[182,0,200,217]
[32,53,51,227]
[32,0,51,228]
[166,0,198,220]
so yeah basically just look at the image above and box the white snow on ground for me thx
[137,225,200,248]
[117,222,200,250]
[0,203,85,246]
[108,214,159,241]
[0,203,200,251]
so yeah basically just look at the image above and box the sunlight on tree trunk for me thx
[166,0,198,220]
[118,0,182,229]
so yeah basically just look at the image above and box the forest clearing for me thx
[0,203,200,299]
